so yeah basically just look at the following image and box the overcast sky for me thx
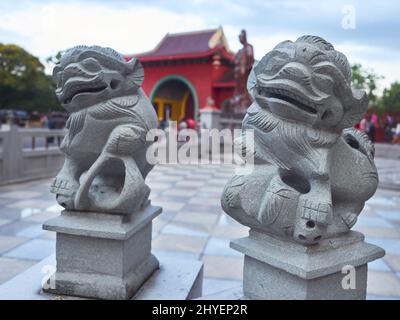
[0,0,398,90]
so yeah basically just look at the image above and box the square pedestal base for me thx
[231,230,385,300]
[0,255,203,300]
[43,205,162,300]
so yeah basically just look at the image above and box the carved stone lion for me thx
[51,46,158,214]
[221,36,378,245]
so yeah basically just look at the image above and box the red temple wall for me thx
[141,61,214,110]
[213,87,234,109]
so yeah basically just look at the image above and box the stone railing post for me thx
[199,106,221,130]
[221,35,385,300]
[2,125,23,182]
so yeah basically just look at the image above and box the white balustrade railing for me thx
[0,126,66,185]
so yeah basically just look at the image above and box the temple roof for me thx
[128,27,233,62]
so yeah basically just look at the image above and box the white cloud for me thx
[223,24,299,59]
[225,30,399,92]
[0,1,206,60]
[0,0,398,90]
[336,42,400,92]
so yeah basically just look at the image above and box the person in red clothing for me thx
[186,118,196,129]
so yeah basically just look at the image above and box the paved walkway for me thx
[0,163,400,299]
[375,158,400,190]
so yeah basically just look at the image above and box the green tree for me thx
[380,82,400,112]
[0,43,61,113]
[351,63,383,106]
[46,50,64,68]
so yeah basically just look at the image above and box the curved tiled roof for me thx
[144,29,216,57]
[127,27,233,61]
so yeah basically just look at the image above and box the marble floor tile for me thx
[203,237,242,257]
[7,199,55,210]
[202,255,243,280]
[175,180,206,188]
[368,259,392,272]
[0,190,42,200]
[161,189,197,197]
[15,224,46,238]
[4,239,55,261]
[151,199,185,211]
[39,231,56,240]
[0,257,36,285]
[152,234,207,254]
[161,223,209,238]
[365,238,400,255]
[357,217,394,228]
[23,210,58,223]
[0,218,11,227]
[0,236,27,254]
[366,196,397,207]
[212,225,249,239]
[384,254,400,272]
[367,271,400,296]
[0,220,37,237]
[203,278,242,296]
[354,225,400,238]
[173,211,219,227]
[189,197,221,206]
[180,204,221,215]
[153,249,200,261]
[0,207,24,221]
[375,209,400,221]
[147,182,172,191]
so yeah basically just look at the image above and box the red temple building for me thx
[125,27,235,123]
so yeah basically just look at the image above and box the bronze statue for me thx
[231,30,254,114]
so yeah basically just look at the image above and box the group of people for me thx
[358,113,400,143]
[359,114,379,143]
[385,115,400,143]
[159,118,197,131]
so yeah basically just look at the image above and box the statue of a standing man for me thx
[232,30,254,113]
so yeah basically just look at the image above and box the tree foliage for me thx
[46,50,64,68]
[0,43,60,113]
[351,63,383,106]
[380,82,400,113]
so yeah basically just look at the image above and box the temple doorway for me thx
[151,77,197,123]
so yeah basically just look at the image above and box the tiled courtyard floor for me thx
[0,162,400,299]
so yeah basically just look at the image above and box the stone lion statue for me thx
[221,36,378,245]
[51,45,158,214]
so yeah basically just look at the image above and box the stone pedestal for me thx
[231,230,385,300]
[42,205,161,300]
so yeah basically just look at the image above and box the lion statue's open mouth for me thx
[58,78,108,105]
[257,86,318,115]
